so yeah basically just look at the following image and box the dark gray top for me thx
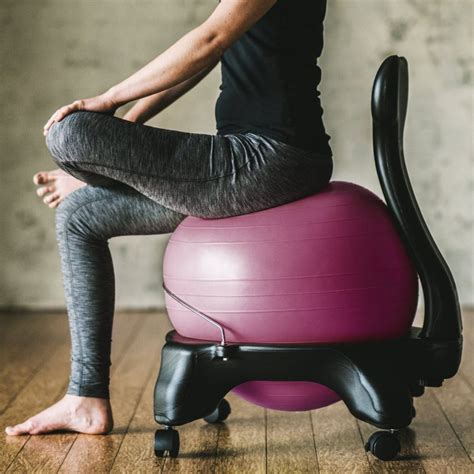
[215,0,332,156]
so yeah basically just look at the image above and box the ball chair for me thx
[163,180,419,412]
[153,56,463,461]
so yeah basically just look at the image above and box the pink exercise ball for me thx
[162,181,419,411]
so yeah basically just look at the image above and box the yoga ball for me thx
[162,181,419,411]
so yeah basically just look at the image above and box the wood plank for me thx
[213,391,266,473]
[0,312,39,345]
[414,444,473,474]
[266,408,318,473]
[0,313,67,413]
[112,318,222,473]
[357,420,424,473]
[56,312,169,473]
[460,356,473,388]
[410,390,472,472]
[1,308,472,471]
[2,311,141,473]
[431,376,473,462]
[109,356,167,473]
[311,400,371,473]
[0,340,71,472]
[0,313,46,354]
[160,413,219,472]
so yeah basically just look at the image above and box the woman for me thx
[5,0,333,435]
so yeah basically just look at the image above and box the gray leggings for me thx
[45,110,333,398]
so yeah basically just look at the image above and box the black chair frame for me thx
[152,55,463,461]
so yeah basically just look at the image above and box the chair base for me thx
[153,327,461,428]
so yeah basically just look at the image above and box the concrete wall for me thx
[1,0,472,310]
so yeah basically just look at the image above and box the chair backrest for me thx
[371,55,462,340]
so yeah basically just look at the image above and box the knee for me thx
[55,186,98,242]
[55,188,84,238]
[45,110,93,164]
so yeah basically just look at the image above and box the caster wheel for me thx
[154,428,180,458]
[364,431,401,461]
[204,399,231,424]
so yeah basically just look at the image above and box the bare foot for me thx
[33,169,87,208]
[4,394,114,435]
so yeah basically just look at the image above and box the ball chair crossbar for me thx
[152,56,463,459]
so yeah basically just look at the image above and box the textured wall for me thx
[1,0,472,310]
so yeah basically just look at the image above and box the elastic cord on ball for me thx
[162,282,227,346]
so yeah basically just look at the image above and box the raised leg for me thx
[44,110,334,218]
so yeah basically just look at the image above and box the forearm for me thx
[43,0,277,135]
[106,24,223,107]
[123,59,219,124]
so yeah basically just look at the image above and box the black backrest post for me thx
[371,55,462,340]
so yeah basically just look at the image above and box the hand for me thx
[43,93,119,136]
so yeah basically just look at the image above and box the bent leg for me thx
[45,111,333,218]
[55,183,185,398]
[44,110,230,195]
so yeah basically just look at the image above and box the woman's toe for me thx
[5,420,33,435]
[33,172,47,185]
[33,171,59,185]
[37,186,54,197]
[43,193,59,205]
[48,196,62,209]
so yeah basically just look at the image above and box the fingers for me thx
[43,100,84,136]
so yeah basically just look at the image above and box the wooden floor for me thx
[0,309,472,473]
